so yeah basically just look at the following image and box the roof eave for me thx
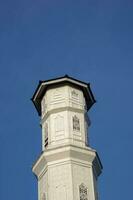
[31,76,96,116]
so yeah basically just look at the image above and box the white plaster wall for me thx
[33,146,101,200]
[42,110,88,149]
[72,162,95,200]
[41,85,86,117]
[41,86,68,117]
[48,162,73,200]
[92,171,99,200]
[38,170,48,200]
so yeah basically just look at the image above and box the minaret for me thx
[31,75,102,200]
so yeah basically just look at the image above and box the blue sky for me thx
[0,0,133,199]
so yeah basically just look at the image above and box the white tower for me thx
[32,75,102,200]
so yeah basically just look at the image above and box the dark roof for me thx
[31,75,96,116]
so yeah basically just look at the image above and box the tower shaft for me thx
[32,76,102,200]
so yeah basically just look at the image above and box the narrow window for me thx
[73,115,80,131]
[79,183,88,200]
[45,123,48,147]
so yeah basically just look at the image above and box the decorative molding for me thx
[53,89,63,100]
[55,115,64,132]
[41,107,84,125]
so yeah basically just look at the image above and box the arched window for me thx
[73,115,80,131]
[79,183,88,200]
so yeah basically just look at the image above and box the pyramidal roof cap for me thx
[31,75,96,116]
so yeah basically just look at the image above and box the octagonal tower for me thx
[32,75,102,200]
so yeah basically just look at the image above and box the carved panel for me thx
[53,89,63,100]
[79,183,88,200]
[55,115,64,132]
[73,115,80,131]
[71,89,79,99]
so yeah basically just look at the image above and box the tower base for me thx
[32,145,102,200]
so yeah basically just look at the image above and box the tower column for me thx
[31,75,102,200]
